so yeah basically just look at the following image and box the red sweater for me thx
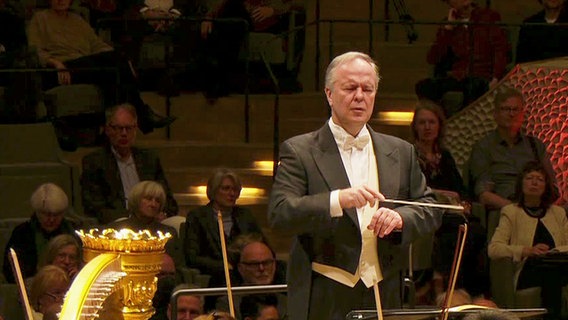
[427,7,509,81]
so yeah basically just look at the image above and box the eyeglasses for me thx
[38,211,64,218]
[44,291,66,301]
[109,124,137,133]
[239,259,275,269]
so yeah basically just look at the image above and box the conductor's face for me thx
[325,58,377,136]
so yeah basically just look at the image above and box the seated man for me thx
[167,284,205,320]
[240,294,279,320]
[215,233,286,319]
[81,104,178,224]
[415,0,508,115]
[468,87,557,240]
[516,0,568,63]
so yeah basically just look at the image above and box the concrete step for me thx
[136,140,274,168]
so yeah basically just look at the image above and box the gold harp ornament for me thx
[58,228,171,320]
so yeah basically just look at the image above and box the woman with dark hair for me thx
[489,160,568,319]
[184,168,264,288]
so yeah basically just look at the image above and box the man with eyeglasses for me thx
[81,103,178,223]
[468,86,558,240]
[215,233,287,319]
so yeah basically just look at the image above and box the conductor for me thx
[268,51,443,320]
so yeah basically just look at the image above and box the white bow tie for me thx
[343,135,370,150]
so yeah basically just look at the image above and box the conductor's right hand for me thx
[339,185,384,209]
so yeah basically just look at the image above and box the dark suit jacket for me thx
[81,145,178,223]
[184,203,264,286]
[268,124,442,320]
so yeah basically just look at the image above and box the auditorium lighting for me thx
[253,161,274,175]
[378,111,414,125]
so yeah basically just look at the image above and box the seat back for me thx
[0,283,25,319]
[44,84,104,118]
[0,123,79,218]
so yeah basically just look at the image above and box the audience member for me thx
[435,288,473,307]
[216,233,287,319]
[29,265,71,320]
[410,100,489,300]
[436,289,498,309]
[415,0,508,114]
[516,0,568,63]
[463,310,521,320]
[167,284,205,320]
[107,180,185,273]
[240,294,279,320]
[468,87,557,240]
[411,100,466,201]
[151,253,179,320]
[81,104,178,224]
[194,311,236,320]
[184,168,264,287]
[197,0,293,99]
[488,161,568,320]
[2,183,78,283]
[38,234,82,280]
[27,0,175,133]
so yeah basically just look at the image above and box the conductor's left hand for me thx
[367,207,403,238]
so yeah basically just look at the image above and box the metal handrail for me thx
[169,284,287,320]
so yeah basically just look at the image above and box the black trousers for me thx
[43,51,147,114]
[308,272,402,320]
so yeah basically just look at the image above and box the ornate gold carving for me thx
[60,229,172,320]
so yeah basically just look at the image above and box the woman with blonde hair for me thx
[2,183,77,283]
[39,234,82,279]
[107,181,183,277]
[29,265,71,320]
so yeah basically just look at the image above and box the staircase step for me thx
[135,140,274,168]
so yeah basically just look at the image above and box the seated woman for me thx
[488,161,568,319]
[29,265,71,320]
[184,168,265,288]
[38,234,82,280]
[411,100,487,300]
[106,180,184,276]
[2,183,78,283]
[27,0,175,133]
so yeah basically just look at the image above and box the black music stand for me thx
[345,308,547,320]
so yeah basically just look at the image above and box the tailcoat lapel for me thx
[370,128,400,199]
[312,125,359,225]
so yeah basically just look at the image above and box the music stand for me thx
[346,308,547,320]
